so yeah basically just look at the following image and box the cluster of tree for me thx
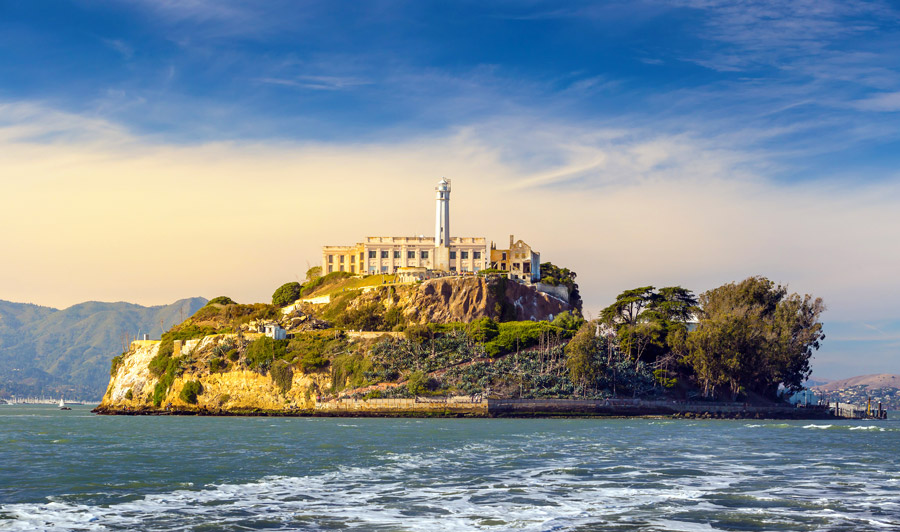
[680,277,825,400]
[577,276,825,401]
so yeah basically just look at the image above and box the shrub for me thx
[124,389,133,401]
[218,394,231,405]
[407,370,427,395]
[179,380,203,404]
[406,371,437,395]
[151,357,183,407]
[207,296,236,306]
[209,357,227,373]
[551,311,585,334]
[110,352,126,376]
[227,349,240,362]
[404,324,432,344]
[365,390,383,399]
[245,337,288,371]
[299,351,329,372]
[272,282,303,307]
[468,317,499,343]
[270,360,294,392]
[331,353,373,392]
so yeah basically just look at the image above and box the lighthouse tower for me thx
[433,178,452,271]
[435,177,451,246]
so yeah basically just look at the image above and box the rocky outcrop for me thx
[97,335,330,414]
[336,276,573,324]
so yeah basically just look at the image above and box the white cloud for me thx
[1,102,899,328]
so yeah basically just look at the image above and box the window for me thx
[350,255,355,263]
[360,253,364,261]
[408,251,416,259]
[513,263,520,271]
[328,265,333,273]
[369,266,376,274]
[524,262,531,273]
[421,250,429,259]
[381,251,389,259]
[502,252,507,261]
[394,251,401,259]
[473,251,481,259]
[340,265,345,272]
[369,250,377,259]
[339,255,345,263]
[461,251,468,259]
[328,255,334,263]
[450,266,457,272]
[450,251,456,259]
[381,265,388,272]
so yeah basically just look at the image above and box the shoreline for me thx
[92,397,846,420]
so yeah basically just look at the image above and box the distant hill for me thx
[0,297,207,400]
[812,374,900,392]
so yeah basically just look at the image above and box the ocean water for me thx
[1,406,898,531]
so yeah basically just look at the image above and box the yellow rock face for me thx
[99,334,331,413]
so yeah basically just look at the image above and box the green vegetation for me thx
[124,389,133,400]
[601,286,697,365]
[270,359,294,393]
[245,337,289,371]
[330,353,373,392]
[110,352,126,376]
[272,282,303,307]
[305,266,322,282]
[539,262,583,311]
[179,380,203,404]
[207,296,236,306]
[680,277,825,400]
[208,357,227,373]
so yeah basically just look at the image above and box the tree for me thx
[600,286,697,364]
[684,276,825,400]
[539,262,583,312]
[207,296,236,306]
[272,282,303,307]
[565,322,606,397]
[306,266,322,282]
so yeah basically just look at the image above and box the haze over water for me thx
[1,406,898,531]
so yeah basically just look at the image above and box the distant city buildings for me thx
[322,178,541,282]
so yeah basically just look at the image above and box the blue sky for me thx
[1,0,899,379]
[3,0,899,177]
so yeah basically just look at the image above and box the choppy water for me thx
[1,406,899,531]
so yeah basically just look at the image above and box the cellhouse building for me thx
[321,178,542,282]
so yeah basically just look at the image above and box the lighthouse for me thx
[435,177,451,246]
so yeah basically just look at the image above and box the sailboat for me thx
[59,397,71,410]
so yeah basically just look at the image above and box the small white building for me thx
[264,323,287,340]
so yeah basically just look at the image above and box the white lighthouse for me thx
[434,177,451,246]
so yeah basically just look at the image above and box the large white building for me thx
[321,178,540,281]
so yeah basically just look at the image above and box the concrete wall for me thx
[316,395,487,415]
[535,283,569,304]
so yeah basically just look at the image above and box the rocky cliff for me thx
[98,335,331,414]
[315,275,573,326]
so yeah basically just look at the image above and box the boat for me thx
[59,397,71,410]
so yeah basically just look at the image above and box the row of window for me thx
[329,250,485,263]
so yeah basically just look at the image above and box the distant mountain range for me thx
[811,374,900,392]
[0,297,207,400]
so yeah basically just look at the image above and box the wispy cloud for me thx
[257,75,372,91]
[101,38,134,59]
[854,91,900,112]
